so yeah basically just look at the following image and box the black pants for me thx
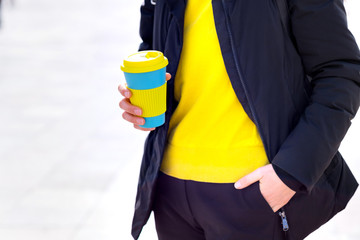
[153,172,286,240]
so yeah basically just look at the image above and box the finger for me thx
[118,84,131,98]
[134,124,156,131]
[122,112,145,125]
[119,98,143,116]
[166,73,171,81]
[234,168,264,189]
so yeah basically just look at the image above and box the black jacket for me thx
[131,0,360,239]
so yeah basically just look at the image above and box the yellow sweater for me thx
[160,0,269,183]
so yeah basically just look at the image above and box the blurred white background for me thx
[0,0,359,239]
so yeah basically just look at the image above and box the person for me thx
[119,0,360,239]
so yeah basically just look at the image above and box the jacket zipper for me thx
[220,0,268,160]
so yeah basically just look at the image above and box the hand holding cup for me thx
[119,72,171,131]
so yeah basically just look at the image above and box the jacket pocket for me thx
[283,173,335,240]
[282,153,358,240]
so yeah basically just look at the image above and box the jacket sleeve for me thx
[138,0,155,51]
[272,0,360,192]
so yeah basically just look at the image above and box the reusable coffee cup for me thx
[121,50,168,128]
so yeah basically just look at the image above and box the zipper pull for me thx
[278,210,289,232]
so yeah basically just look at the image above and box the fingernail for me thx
[234,182,241,189]
[135,109,142,116]
[125,91,130,98]
[137,119,144,125]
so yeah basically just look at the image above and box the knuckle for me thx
[255,169,263,179]
[119,99,132,112]
[119,99,126,109]
[123,112,135,124]
[119,85,125,94]
[119,84,130,97]
[122,112,129,121]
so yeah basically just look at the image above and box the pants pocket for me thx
[231,182,282,240]
[236,181,275,214]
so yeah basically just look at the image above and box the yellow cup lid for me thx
[121,51,169,73]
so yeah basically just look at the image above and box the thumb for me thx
[234,168,263,189]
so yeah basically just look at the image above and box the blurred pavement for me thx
[0,0,359,239]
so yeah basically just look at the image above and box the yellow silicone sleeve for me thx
[128,82,167,117]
